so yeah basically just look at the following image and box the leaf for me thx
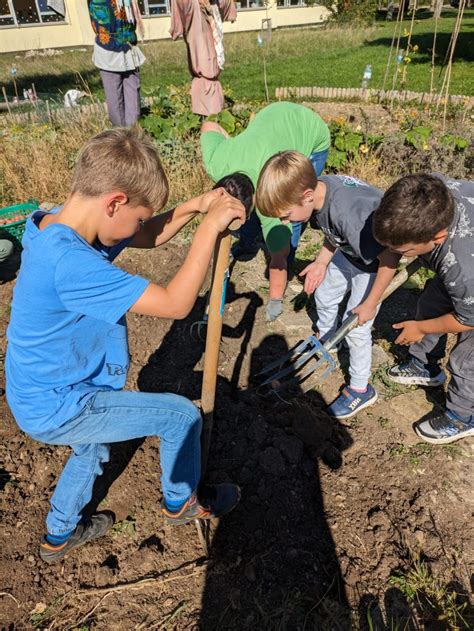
[218,109,237,134]
[344,132,364,154]
[326,148,348,170]
[334,135,346,151]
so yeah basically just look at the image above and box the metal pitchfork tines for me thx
[255,335,337,396]
[255,258,422,397]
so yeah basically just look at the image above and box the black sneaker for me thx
[387,357,446,387]
[39,512,114,563]
[162,483,241,525]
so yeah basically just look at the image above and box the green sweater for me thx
[201,102,330,252]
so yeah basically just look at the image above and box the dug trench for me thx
[0,233,472,629]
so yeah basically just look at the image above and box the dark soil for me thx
[0,234,472,630]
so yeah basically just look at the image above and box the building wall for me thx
[0,1,329,54]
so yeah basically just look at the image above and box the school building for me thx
[0,1,330,54]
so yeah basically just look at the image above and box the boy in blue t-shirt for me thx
[6,128,246,563]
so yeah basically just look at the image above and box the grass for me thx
[0,8,473,104]
[388,555,471,629]
[372,363,413,399]
[378,417,392,429]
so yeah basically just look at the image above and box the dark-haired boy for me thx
[368,173,474,444]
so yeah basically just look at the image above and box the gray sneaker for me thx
[387,357,446,387]
[415,409,474,445]
[39,512,114,563]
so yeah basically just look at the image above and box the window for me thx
[137,0,171,16]
[236,0,265,9]
[277,0,306,6]
[0,0,15,26]
[0,0,66,27]
[37,0,64,23]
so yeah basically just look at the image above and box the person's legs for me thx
[100,70,125,126]
[287,221,305,269]
[324,257,379,419]
[388,277,451,386]
[47,443,110,535]
[309,148,329,178]
[32,390,202,535]
[414,329,474,444]
[122,69,141,126]
[409,277,451,366]
[314,250,351,341]
[344,266,378,391]
[446,329,474,418]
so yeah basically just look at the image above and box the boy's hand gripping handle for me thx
[324,258,422,352]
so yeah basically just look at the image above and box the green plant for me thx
[389,442,433,467]
[111,515,136,536]
[140,86,201,142]
[207,109,238,135]
[318,0,379,25]
[442,443,464,458]
[403,265,436,290]
[403,125,433,151]
[372,364,412,398]
[389,556,469,629]
[140,85,256,142]
[400,117,469,153]
[326,119,382,171]
[440,134,470,151]
[29,598,65,628]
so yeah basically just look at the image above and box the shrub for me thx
[318,0,379,26]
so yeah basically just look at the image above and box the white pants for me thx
[314,250,378,390]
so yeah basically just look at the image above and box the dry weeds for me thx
[0,115,212,212]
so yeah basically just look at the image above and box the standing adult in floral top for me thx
[89,0,145,126]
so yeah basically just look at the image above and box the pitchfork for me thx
[255,258,422,396]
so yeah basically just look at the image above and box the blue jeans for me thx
[239,148,329,266]
[30,390,202,535]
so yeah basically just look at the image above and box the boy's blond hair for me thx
[71,127,169,212]
[256,150,318,217]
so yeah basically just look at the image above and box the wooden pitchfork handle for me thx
[200,218,240,476]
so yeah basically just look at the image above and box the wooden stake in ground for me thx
[1,87,12,117]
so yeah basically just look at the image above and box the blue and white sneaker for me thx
[387,357,446,387]
[327,385,378,420]
[415,409,474,445]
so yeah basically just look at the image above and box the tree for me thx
[319,0,379,25]
[431,0,444,18]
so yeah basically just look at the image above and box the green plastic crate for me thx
[0,200,39,250]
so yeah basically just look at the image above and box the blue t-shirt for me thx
[6,211,149,435]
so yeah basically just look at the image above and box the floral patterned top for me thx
[89,0,137,53]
